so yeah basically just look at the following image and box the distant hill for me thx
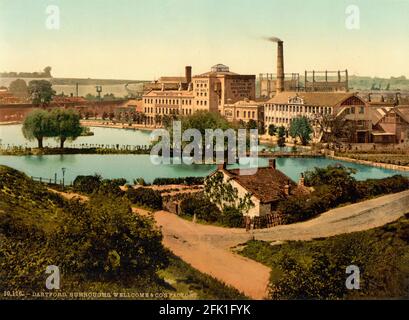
[0,66,52,79]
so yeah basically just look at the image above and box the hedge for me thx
[152,177,204,186]
[126,187,163,210]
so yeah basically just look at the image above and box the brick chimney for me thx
[269,158,276,169]
[284,180,290,196]
[298,173,305,187]
[185,66,192,84]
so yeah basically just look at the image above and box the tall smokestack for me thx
[276,41,284,93]
[185,66,192,84]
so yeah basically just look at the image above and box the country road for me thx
[52,188,409,300]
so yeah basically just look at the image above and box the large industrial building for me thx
[142,64,256,125]
[140,38,409,145]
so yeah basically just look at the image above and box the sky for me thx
[0,0,409,80]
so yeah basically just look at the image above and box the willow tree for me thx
[22,109,52,148]
[50,109,83,148]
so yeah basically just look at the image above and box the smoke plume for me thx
[264,36,282,43]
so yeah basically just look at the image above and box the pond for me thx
[0,124,298,151]
[0,154,407,184]
[0,124,152,148]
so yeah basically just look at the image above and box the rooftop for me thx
[219,163,309,204]
[266,92,360,107]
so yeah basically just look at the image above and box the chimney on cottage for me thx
[284,181,290,196]
[269,158,276,169]
[298,173,305,187]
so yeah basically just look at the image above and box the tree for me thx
[277,126,286,147]
[163,111,241,157]
[204,171,254,215]
[8,79,29,99]
[268,124,277,141]
[258,121,266,135]
[22,109,52,148]
[28,80,55,105]
[246,119,258,130]
[49,109,83,148]
[155,114,162,127]
[289,116,313,146]
[315,114,360,146]
[43,66,52,78]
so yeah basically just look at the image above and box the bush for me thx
[126,187,162,210]
[180,195,220,222]
[357,175,409,198]
[152,177,204,186]
[278,190,336,224]
[133,177,147,186]
[53,194,168,279]
[221,206,244,228]
[73,174,102,194]
[98,179,125,197]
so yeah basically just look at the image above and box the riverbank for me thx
[0,146,152,156]
[80,120,155,131]
[329,154,409,172]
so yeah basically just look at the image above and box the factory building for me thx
[142,64,256,125]
[264,92,371,142]
[223,99,264,125]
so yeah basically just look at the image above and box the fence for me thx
[246,212,283,230]
[31,176,72,187]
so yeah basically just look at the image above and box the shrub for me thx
[53,194,168,279]
[73,174,102,194]
[152,177,204,186]
[98,179,125,197]
[126,187,162,210]
[357,175,409,198]
[221,206,244,228]
[133,177,147,186]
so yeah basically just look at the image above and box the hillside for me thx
[240,214,409,299]
[0,165,245,300]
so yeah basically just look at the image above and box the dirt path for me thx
[154,211,269,299]
[153,190,409,299]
